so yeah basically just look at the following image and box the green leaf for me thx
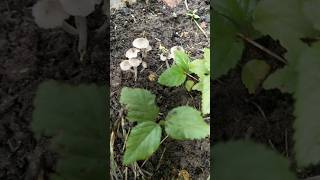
[263,66,297,94]
[158,65,187,87]
[165,106,209,140]
[123,122,162,165]
[294,43,320,167]
[32,81,106,180]
[212,13,244,79]
[185,80,195,92]
[213,140,297,180]
[204,48,210,72]
[190,59,208,77]
[120,87,159,123]
[201,75,210,115]
[303,0,320,31]
[241,60,271,94]
[174,50,190,71]
[192,82,203,91]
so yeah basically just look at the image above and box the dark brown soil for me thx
[0,1,108,179]
[212,36,320,179]
[110,0,210,179]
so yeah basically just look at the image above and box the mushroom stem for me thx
[75,16,87,53]
[133,67,138,81]
[62,21,78,35]
[165,60,170,69]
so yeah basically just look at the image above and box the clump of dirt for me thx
[110,0,210,179]
[0,0,107,179]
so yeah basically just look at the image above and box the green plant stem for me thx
[193,19,208,38]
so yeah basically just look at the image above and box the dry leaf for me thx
[161,0,182,8]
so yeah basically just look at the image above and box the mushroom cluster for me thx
[32,0,101,56]
[120,38,151,81]
[159,45,185,68]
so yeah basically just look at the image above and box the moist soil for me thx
[212,36,320,179]
[110,0,210,179]
[0,1,107,179]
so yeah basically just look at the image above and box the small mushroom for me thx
[125,48,140,59]
[169,46,185,59]
[120,60,132,71]
[132,38,150,49]
[160,54,170,68]
[128,58,142,81]
[141,61,147,72]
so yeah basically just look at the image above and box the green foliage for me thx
[32,81,106,180]
[241,59,270,94]
[158,65,187,87]
[185,80,195,92]
[120,87,159,122]
[213,140,297,180]
[263,66,297,93]
[120,88,209,165]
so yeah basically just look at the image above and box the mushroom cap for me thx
[32,0,69,29]
[58,0,96,16]
[160,54,167,61]
[142,61,147,68]
[169,46,184,59]
[128,58,142,67]
[120,60,132,71]
[132,38,150,49]
[125,48,140,59]
[146,45,152,51]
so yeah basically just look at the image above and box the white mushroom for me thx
[120,60,132,71]
[58,0,96,16]
[32,0,70,29]
[160,53,170,68]
[146,45,152,52]
[169,46,185,59]
[132,38,150,49]
[142,61,147,68]
[125,48,140,59]
[128,58,142,81]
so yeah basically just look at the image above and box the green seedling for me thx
[158,48,210,115]
[186,9,207,38]
[120,87,210,165]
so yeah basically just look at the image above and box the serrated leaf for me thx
[202,75,210,115]
[212,13,244,79]
[120,87,159,123]
[123,122,162,165]
[241,60,270,94]
[32,81,106,180]
[158,65,187,87]
[294,43,320,167]
[165,106,209,140]
[303,0,320,31]
[174,50,190,71]
[263,66,297,94]
[213,140,297,180]
[185,80,195,92]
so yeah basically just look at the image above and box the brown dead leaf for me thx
[161,0,182,8]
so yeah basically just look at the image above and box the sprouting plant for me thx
[120,87,210,165]
[185,7,208,38]
[159,45,184,69]
[120,38,150,81]
[32,0,101,58]
[158,48,210,115]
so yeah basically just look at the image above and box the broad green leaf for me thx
[185,80,195,92]
[123,122,162,165]
[192,82,203,91]
[32,81,106,180]
[241,60,270,94]
[213,13,244,79]
[120,87,159,122]
[190,59,208,77]
[294,43,320,167]
[174,50,190,71]
[263,66,297,94]
[213,140,297,180]
[253,0,317,50]
[158,65,187,87]
[202,75,210,115]
[303,0,320,31]
[165,106,209,140]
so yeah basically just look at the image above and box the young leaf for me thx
[213,13,244,79]
[189,59,208,77]
[123,122,162,165]
[241,59,270,94]
[213,140,297,180]
[174,50,190,71]
[294,43,320,167]
[158,65,187,87]
[165,106,209,140]
[120,87,159,122]
[185,80,195,92]
[32,81,107,180]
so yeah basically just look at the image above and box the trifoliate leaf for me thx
[202,75,210,115]
[213,140,297,180]
[165,106,209,140]
[241,60,270,94]
[174,50,190,71]
[120,87,159,122]
[123,122,162,165]
[158,65,187,87]
[185,80,195,92]
[303,0,320,31]
[212,13,244,79]
[32,81,106,180]
[294,43,320,167]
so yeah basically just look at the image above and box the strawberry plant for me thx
[158,48,210,115]
[120,87,210,165]
[213,0,320,178]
